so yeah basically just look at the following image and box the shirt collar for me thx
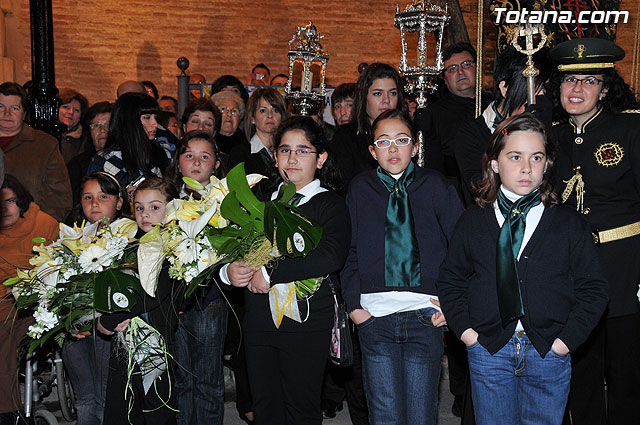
[500,185,522,202]
[250,133,272,157]
[271,179,327,206]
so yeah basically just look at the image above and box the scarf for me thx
[496,189,541,327]
[376,162,421,288]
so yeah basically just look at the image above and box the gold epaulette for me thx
[621,109,640,114]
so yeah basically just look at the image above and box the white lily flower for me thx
[137,239,165,296]
[56,221,100,246]
[110,218,139,240]
[178,200,218,239]
[196,245,218,274]
[35,256,63,289]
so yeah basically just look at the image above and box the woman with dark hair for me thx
[142,80,159,100]
[68,101,113,206]
[180,98,221,137]
[330,63,408,188]
[229,87,286,175]
[223,116,350,425]
[58,88,90,164]
[548,38,640,425]
[454,46,552,206]
[87,92,169,191]
[0,175,58,422]
[211,74,250,104]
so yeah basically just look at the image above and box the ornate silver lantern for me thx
[395,0,450,107]
[395,0,449,166]
[285,22,329,116]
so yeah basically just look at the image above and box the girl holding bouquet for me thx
[223,116,350,425]
[168,130,230,425]
[62,171,129,425]
[97,177,182,425]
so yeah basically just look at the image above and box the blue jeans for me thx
[357,308,443,425]
[174,298,228,425]
[467,332,571,425]
[62,334,111,425]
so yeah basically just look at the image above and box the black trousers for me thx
[565,312,640,425]
[245,330,331,425]
[321,326,369,425]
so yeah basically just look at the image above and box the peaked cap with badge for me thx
[550,38,625,73]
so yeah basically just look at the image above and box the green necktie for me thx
[496,189,542,327]
[290,193,304,206]
[376,162,421,288]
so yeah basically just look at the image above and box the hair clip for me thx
[501,128,508,136]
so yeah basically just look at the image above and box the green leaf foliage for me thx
[3,277,23,286]
[220,163,265,232]
[264,200,322,257]
[93,268,144,313]
[183,176,205,191]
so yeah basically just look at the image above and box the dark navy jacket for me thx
[341,166,463,314]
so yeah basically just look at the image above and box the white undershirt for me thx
[360,169,440,317]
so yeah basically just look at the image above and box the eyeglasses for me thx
[277,147,317,157]
[90,122,109,131]
[220,106,240,116]
[561,75,603,87]
[444,60,475,74]
[373,137,413,149]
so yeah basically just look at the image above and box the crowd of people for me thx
[0,35,639,425]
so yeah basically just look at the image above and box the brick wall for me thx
[5,0,640,104]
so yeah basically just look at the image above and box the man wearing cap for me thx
[548,37,640,425]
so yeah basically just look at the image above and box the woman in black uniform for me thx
[548,37,640,425]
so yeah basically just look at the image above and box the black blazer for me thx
[244,190,351,334]
[437,204,608,357]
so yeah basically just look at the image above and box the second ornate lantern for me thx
[395,0,450,165]
[285,22,329,116]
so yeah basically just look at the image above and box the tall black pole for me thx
[28,0,63,138]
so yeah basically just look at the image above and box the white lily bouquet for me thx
[138,163,325,301]
[3,217,140,352]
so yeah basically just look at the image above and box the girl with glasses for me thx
[222,116,348,425]
[341,109,463,425]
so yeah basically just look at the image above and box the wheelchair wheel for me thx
[54,351,76,421]
[34,408,58,425]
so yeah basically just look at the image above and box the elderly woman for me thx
[58,88,90,164]
[0,175,58,422]
[181,98,221,137]
[211,89,246,154]
[0,82,71,221]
